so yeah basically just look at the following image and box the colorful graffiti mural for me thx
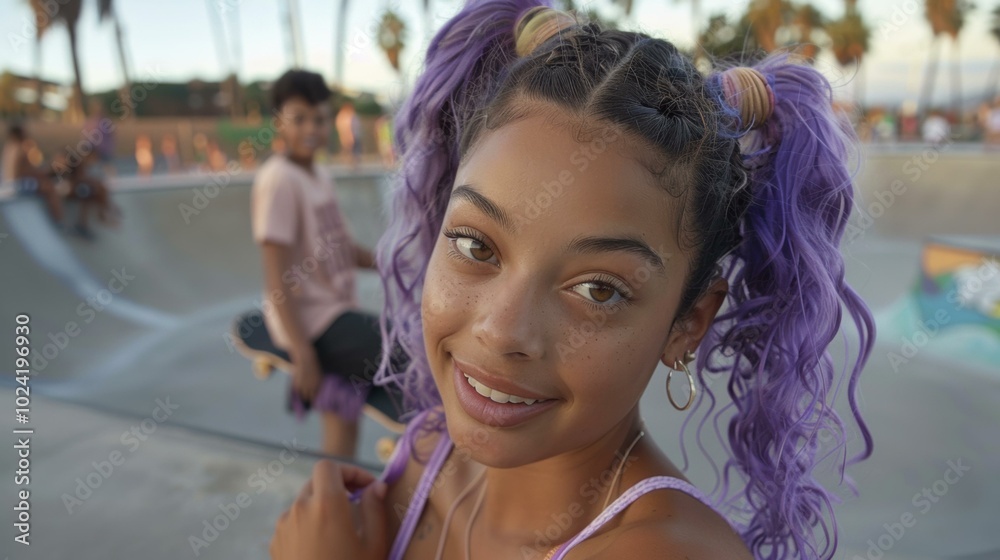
[917,240,1000,336]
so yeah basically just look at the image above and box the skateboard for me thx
[231,309,405,461]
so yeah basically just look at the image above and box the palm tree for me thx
[97,0,131,111]
[614,0,708,63]
[282,0,304,68]
[792,4,824,60]
[378,9,407,72]
[699,12,756,61]
[27,0,131,120]
[334,0,349,85]
[228,2,244,117]
[747,0,786,54]
[986,5,1000,100]
[564,0,621,28]
[29,0,86,119]
[827,0,871,105]
[205,0,243,117]
[672,0,705,62]
[421,0,433,44]
[920,0,974,119]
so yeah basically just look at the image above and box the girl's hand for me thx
[270,460,389,560]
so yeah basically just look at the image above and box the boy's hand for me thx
[270,460,389,560]
[290,345,323,403]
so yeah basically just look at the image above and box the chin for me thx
[441,399,554,469]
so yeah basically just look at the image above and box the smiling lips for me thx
[451,358,558,428]
[461,372,549,405]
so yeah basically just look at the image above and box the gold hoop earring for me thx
[667,353,696,411]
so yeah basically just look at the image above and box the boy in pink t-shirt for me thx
[250,70,389,458]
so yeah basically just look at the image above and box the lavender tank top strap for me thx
[549,476,737,560]
[379,407,436,486]
[386,426,453,560]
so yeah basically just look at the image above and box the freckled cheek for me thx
[557,326,654,403]
[421,253,474,353]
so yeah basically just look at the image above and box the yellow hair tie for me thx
[720,67,775,130]
[514,6,576,57]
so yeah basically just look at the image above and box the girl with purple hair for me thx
[269,1,875,558]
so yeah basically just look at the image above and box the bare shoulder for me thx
[566,489,751,560]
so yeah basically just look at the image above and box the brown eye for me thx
[456,237,495,263]
[572,281,627,307]
[588,284,615,303]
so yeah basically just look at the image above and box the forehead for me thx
[279,97,331,116]
[453,111,681,254]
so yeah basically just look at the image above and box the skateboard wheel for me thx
[376,436,397,464]
[253,360,273,380]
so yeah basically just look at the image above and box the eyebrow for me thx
[449,184,666,275]
[566,235,666,275]
[451,184,517,234]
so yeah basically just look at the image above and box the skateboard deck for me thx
[231,310,406,437]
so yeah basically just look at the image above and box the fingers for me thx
[311,459,345,497]
[295,461,372,501]
[295,477,313,502]
[339,464,377,492]
[292,369,318,403]
[359,481,389,557]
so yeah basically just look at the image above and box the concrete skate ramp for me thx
[0,168,395,468]
[0,151,998,559]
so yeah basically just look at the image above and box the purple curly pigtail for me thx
[373,0,549,467]
[685,55,876,559]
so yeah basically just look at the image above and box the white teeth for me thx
[463,373,543,405]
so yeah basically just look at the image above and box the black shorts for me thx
[286,310,407,422]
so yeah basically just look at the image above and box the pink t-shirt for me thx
[251,154,358,350]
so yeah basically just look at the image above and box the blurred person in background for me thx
[922,109,951,145]
[335,100,362,170]
[207,139,228,172]
[51,150,122,239]
[982,96,1000,149]
[375,113,395,167]
[193,132,210,170]
[900,101,920,141]
[251,69,385,458]
[874,109,899,143]
[2,123,65,225]
[83,100,117,178]
[161,134,181,173]
[238,139,258,170]
[135,134,154,176]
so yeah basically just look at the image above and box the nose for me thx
[470,272,546,360]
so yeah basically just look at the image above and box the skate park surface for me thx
[0,148,997,559]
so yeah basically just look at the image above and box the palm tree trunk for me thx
[229,4,244,118]
[986,56,1000,102]
[855,60,866,115]
[33,39,43,116]
[918,36,941,119]
[66,22,88,120]
[334,0,349,85]
[424,0,433,45]
[205,0,234,116]
[112,10,132,118]
[950,38,961,123]
[691,0,705,64]
[284,0,304,68]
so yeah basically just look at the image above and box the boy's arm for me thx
[252,171,322,401]
[260,241,323,401]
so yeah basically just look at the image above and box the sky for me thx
[0,0,998,108]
